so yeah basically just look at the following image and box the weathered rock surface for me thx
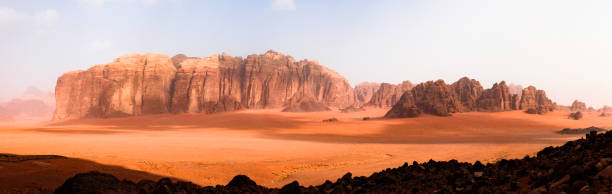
[571,100,587,112]
[353,82,380,105]
[54,53,177,120]
[411,80,461,116]
[450,77,483,111]
[384,92,421,118]
[384,78,555,118]
[55,131,612,193]
[366,81,413,108]
[54,51,354,120]
[519,86,555,114]
[476,81,513,112]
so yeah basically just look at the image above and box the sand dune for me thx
[0,109,610,191]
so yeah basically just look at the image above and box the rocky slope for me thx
[54,51,354,120]
[55,131,612,193]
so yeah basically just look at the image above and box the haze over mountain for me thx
[1,0,611,107]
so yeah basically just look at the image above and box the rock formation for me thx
[0,87,55,120]
[54,53,177,120]
[366,81,413,108]
[570,100,587,112]
[54,51,354,120]
[519,86,554,114]
[450,77,483,111]
[384,78,556,118]
[475,81,513,112]
[411,80,461,116]
[353,82,380,105]
[384,92,421,118]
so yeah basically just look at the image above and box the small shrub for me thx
[568,111,583,120]
[322,118,339,122]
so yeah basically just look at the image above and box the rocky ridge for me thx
[53,51,354,120]
[53,52,559,120]
[385,77,556,118]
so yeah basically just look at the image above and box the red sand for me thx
[0,109,610,191]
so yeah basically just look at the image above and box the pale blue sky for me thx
[1,0,611,107]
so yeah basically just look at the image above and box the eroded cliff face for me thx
[451,77,483,111]
[170,51,354,114]
[519,86,555,114]
[353,82,380,106]
[366,81,413,108]
[476,81,513,112]
[54,53,176,120]
[54,51,354,120]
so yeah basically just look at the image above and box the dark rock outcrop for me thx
[571,100,587,112]
[366,81,413,108]
[55,131,612,193]
[558,126,608,134]
[339,105,365,113]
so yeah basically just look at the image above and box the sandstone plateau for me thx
[54,51,354,120]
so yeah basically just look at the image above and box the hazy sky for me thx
[1,0,611,107]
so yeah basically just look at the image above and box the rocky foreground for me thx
[55,131,611,193]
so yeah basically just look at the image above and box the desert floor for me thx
[1,109,611,191]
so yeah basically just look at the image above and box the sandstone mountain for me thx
[54,52,558,120]
[353,82,380,105]
[475,81,513,112]
[570,100,587,112]
[450,77,483,111]
[385,77,556,118]
[54,51,354,120]
[366,81,413,108]
[384,91,421,118]
[411,80,462,116]
[519,86,555,114]
[0,87,55,120]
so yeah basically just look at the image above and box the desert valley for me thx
[0,51,611,193]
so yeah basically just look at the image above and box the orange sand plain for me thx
[1,109,611,191]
